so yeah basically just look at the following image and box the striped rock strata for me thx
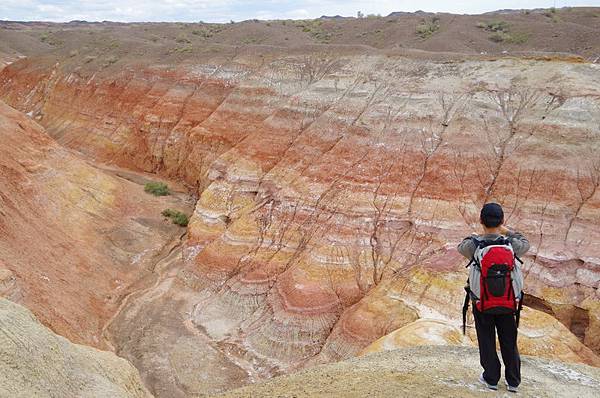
[0,52,599,395]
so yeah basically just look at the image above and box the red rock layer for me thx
[1,54,599,368]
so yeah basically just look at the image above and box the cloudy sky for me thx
[1,1,598,22]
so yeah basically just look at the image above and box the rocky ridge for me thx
[0,297,150,398]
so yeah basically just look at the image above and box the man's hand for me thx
[499,225,510,235]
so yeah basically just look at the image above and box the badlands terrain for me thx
[1,7,600,397]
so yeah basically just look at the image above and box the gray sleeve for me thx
[507,231,530,257]
[457,236,476,259]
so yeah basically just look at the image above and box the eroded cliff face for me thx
[1,52,599,396]
[0,99,193,348]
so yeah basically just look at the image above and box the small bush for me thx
[40,32,63,46]
[488,31,528,44]
[416,18,440,39]
[489,32,506,42]
[192,29,213,38]
[102,55,119,68]
[170,46,193,54]
[477,20,510,33]
[162,209,189,227]
[505,32,529,44]
[543,8,561,22]
[144,182,170,196]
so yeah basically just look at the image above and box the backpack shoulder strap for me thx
[477,236,511,249]
[462,283,470,335]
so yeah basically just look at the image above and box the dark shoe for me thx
[479,373,498,391]
[505,381,518,393]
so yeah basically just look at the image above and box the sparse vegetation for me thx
[295,19,332,43]
[489,32,505,42]
[477,20,527,44]
[544,8,561,23]
[241,37,261,45]
[39,32,63,46]
[169,46,193,54]
[476,20,510,33]
[190,25,223,39]
[488,31,528,44]
[144,181,170,196]
[505,32,529,44]
[102,55,119,67]
[416,17,440,39]
[161,209,189,227]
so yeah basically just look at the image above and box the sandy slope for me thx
[217,346,600,398]
[0,297,151,398]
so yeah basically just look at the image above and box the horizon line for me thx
[1,6,596,24]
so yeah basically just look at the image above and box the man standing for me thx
[458,203,529,393]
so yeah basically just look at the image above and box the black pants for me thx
[473,306,521,387]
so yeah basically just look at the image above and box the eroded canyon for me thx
[1,11,600,397]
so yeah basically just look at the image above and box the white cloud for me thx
[0,1,597,22]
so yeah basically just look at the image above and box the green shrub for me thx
[505,32,529,44]
[162,209,189,227]
[191,29,211,38]
[144,182,170,196]
[478,19,527,44]
[489,32,506,42]
[477,20,510,33]
[416,19,440,39]
[488,31,528,44]
[40,32,63,46]
[170,46,193,54]
[298,20,332,43]
[543,8,561,22]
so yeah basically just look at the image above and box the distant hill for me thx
[0,7,599,63]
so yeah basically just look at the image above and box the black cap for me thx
[480,203,504,228]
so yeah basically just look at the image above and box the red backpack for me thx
[462,237,524,334]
